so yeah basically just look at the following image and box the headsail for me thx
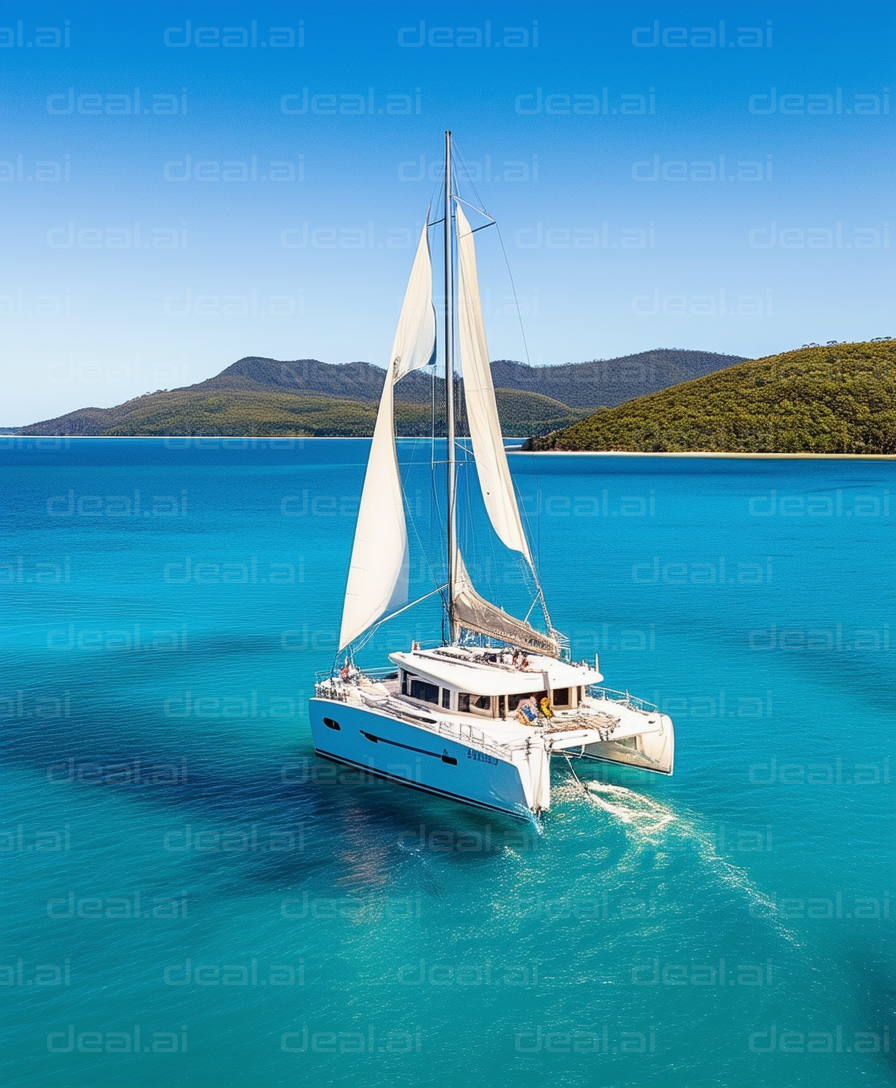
[338,225,436,650]
[455,204,533,566]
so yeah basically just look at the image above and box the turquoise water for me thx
[2,438,894,1088]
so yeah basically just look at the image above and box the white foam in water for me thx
[561,774,800,945]
[583,779,677,836]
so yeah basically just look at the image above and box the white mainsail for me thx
[338,225,436,650]
[452,204,557,656]
[455,204,533,566]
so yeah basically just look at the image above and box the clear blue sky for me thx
[2,0,894,423]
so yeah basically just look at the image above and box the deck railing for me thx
[587,686,658,714]
[434,718,522,760]
[314,666,397,686]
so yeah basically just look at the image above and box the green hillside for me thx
[487,389,592,432]
[100,387,590,438]
[14,348,741,436]
[104,390,383,437]
[524,342,895,454]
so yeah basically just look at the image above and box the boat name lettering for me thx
[467,749,498,765]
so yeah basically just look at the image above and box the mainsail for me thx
[338,225,436,650]
[452,204,558,656]
[455,204,533,565]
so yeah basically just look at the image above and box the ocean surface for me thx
[2,437,894,1088]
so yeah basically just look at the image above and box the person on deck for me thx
[517,697,538,725]
[540,695,553,719]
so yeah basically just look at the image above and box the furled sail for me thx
[338,225,436,650]
[452,553,560,657]
[455,204,533,566]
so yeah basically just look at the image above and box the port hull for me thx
[309,698,534,818]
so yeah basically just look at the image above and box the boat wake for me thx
[582,779,677,837]
[557,772,799,945]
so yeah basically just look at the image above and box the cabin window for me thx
[409,678,439,705]
[498,695,506,718]
[458,693,492,716]
[441,689,451,709]
[323,717,341,731]
[553,687,570,708]
[400,670,408,695]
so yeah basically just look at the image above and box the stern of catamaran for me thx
[545,687,675,776]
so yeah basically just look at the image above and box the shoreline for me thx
[1,434,893,460]
[508,449,896,460]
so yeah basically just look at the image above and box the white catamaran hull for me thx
[309,698,548,818]
[579,727,675,775]
[546,698,676,776]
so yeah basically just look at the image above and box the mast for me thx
[444,130,458,643]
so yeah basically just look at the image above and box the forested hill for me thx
[486,351,745,407]
[523,342,896,455]
[14,348,743,436]
[194,348,744,407]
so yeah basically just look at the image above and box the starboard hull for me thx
[579,717,675,775]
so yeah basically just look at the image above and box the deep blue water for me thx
[2,437,894,1088]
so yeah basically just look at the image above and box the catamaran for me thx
[310,132,674,818]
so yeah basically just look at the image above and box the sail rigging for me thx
[339,133,560,656]
[338,224,436,650]
[451,200,557,655]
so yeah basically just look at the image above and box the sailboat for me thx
[310,132,674,818]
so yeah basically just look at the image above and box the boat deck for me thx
[316,670,665,761]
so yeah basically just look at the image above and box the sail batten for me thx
[338,225,436,651]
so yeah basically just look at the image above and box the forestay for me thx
[338,225,436,650]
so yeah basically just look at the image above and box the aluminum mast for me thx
[443,130,458,643]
